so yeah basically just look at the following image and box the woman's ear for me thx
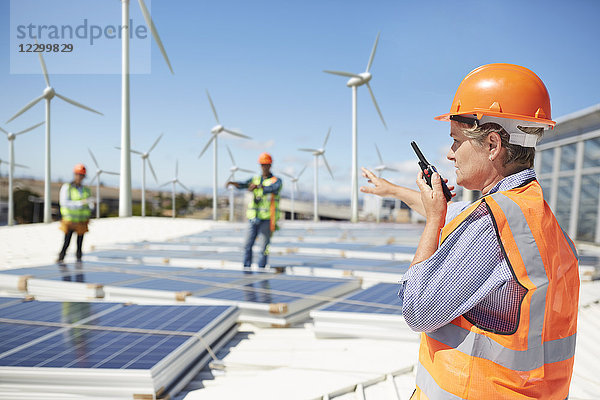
[487,131,502,161]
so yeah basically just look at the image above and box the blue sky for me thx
[1,0,599,201]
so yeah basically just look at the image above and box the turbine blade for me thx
[55,93,103,116]
[223,128,251,139]
[239,168,254,173]
[14,162,29,169]
[322,155,334,179]
[298,165,307,179]
[104,171,119,176]
[177,180,191,193]
[175,160,179,178]
[366,32,380,72]
[36,43,51,87]
[130,149,144,155]
[226,173,233,183]
[7,95,45,123]
[323,127,332,148]
[159,181,170,188]
[198,135,215,158]
[298,148,318,152]
[323,70,360,78]
[0,126,7,134]
[88,148,100,169]
[148,132,163,153]
[206,90,220,124]
[375,143,384,165]
[281,171,294,179]
[137,0,174,74]
[147,158,158,183]
[89,173,99,185]
[15,121,45,136]
[366,83,387,129]
[226,145,235,164]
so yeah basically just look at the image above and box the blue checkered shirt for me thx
[398,169,535,333]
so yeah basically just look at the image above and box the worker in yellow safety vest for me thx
[361,64,579,399]
[57,163,94,264]
[226,152,282,269]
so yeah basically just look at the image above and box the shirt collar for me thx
[488,169,536,194]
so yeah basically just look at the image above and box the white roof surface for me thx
[1,217,598,400]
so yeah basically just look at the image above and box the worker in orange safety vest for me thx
[361,64,579,399]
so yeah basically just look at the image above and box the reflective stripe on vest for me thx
[246,175,281,222]
[60,185,91,222]
[415,180,579,400]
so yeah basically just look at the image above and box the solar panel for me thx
[320,283,402,314]
[0,299,239,399]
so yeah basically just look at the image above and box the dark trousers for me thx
[58,231,85,262]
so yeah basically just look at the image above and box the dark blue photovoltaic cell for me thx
[0,301,115,323]
[202,278,346,304]
[88,304,231,332]
[0,329,189,369]
[320,283,403,315]
[0,302,236,370]
[0,324,59,354]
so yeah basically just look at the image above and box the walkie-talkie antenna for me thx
[411,141,429,165]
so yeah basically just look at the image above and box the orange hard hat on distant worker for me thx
[435,63,555,128]
[258,152,272,165]
[73,163,87,176]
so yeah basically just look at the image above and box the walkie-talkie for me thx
[411,141,452,202]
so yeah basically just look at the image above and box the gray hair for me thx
[460,122,544,167]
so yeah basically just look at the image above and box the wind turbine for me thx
[298,128,334,222]
[199,90,252,221]
[116,133,162,217]
[6,50,103,224]
[88,149,119,219]
[118,0,174,218]
[225,145,253,222]
[0,158,29,226]
[160,161,191,218]
[373,144,398,223]
[0,122,44,226]
[281,165,306,221]
[324,32,387,223]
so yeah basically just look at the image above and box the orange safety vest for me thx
[413,180,579,400]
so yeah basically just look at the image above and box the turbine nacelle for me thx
[211,125,224,134]
[346,72,372,87]
[43,87,56,100]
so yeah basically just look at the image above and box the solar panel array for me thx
[0,262,360,326]
[0,298,239,399]
[87,223,420,282]
[310,283,418,341]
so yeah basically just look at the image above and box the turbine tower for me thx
[324,32,387,223]
[373,143,398,223]
[119,0,173,218]
[160,160,191,218]
[0,158,29,226]
[117,133,162,217]
[6,51,103,223]
[281,166,306,221]
[298,128,334,222]
[88,149,119,219]
[0,122,44,226]
[225,145,253,222]
[199,90,252,221]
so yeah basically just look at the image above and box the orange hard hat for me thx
[435,63,555,128]
[73,163,87,176]
[258,152,272,164]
